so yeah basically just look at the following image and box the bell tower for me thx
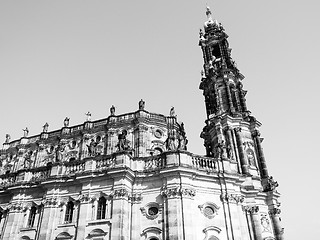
[199,6,269,180]
[199,7,284,240]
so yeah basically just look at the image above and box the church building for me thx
[0,7,283,240]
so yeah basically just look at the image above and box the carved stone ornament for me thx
[243,205,259,214]
[41,197,60,207]
[264,176,279,192]
[261,214,272,233]
[198,202,219,219]
[160,186,196,199]
[129,193,142,203]
[220,193,244,204]
[112,188,129,199]
[140,202,162,220]
[77,193,91,203]
[269,208,281,216]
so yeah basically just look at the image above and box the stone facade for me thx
[0,7,283,240]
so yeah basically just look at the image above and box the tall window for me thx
[64,201,74,223]
[97,197,106,220]
[27,206,37,227]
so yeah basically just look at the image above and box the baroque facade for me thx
[0,7,283,240]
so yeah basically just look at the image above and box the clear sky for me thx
[0,1,319,239]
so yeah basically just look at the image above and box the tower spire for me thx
[199,8,270,181]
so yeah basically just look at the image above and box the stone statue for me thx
[139,99,145,110]
[117,130,130,151]
[216,140,226,158]
[264,176,279,192]
[85,111,91,121]
[43,123,49,133]
[5,134,10,143]
[23,151,33,169]
[227,144,233,159]
[165,132,178,151]
[22,127,29,138]
[246,149,256,166]
[177,122,188,150]
[110,105,115,116]
[87,139,97,156]
[64,117,70,127]
[87,137,102,157]
[170,107,175,117]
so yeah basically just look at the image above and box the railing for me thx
[191,155,217,171]
[65,161,85,174]
[144,155,165,171]
[30,168,51,183]
[96,157,115,170]
[0,152,219,188]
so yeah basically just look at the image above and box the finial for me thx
[206,6,212,20]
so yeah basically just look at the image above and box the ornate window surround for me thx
[199,202,220,219]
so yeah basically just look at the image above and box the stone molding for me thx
[243,205,259,214]
[268,208,281,216]
[140,202,162,220]
[220,193,244,204]
[160,186,196,199]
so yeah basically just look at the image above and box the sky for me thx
[0,1,319,239]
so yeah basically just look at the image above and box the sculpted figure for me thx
[170,107,175,117]
[85,111,92,121]
[216,140,227,158]
[64,117,70,127]
[110,105,115,116]
[177,122,188,150]
[22,127,29,137]
[264,176,279,192]
[87,139,98,156]
[23,151,33,169]
[166,134,178,151]
[117,130,130,151]
[5,134,10,143]
[227,144,233,159]
[43,122,49,133]
[139,99,145,110]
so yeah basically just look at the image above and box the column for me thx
[234,89,242,112]
[225,80,235,113]
[161,187,184,240]
[214,84,221,114]
[110,188,130,240]
[269,208,284,240]
[225,127,236,161]
[2,204,23,240]
[248,206,262,240]
[38,198,59,240]
[252,130,268,178]
[234,128,249,174]
[230,128,242,173]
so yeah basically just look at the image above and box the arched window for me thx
[27,206,37,227]
[97,197,106,220]
[64,201,74,223]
